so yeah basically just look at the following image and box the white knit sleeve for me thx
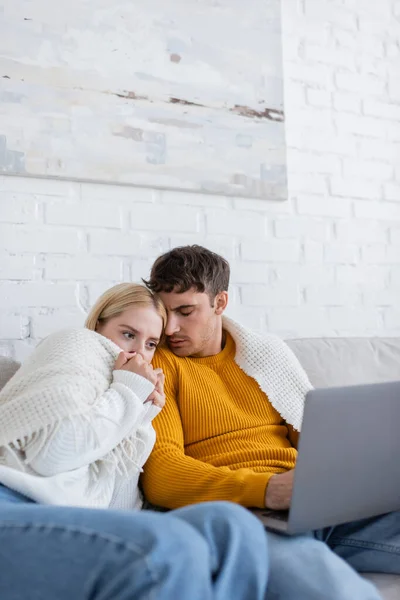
[25,370,156,476]
[133,402,162,468]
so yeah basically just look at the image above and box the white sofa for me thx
[1,336,400,599]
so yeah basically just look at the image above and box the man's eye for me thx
[123,332,135,339]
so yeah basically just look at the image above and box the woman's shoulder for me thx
[30,328,120,364]
[40,327,105,348]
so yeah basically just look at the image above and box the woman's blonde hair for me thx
[85,283,167,333]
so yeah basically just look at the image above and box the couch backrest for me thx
[2,337,400,392]
[286,338,400,389]
[0,356,20,391]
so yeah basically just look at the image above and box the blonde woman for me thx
[0,283,167,510]
[0,283,270,600]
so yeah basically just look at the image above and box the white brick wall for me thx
[1,0,400,360]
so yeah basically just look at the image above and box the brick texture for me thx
[1,0,400,358]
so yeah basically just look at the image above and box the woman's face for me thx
[96,305,163,362]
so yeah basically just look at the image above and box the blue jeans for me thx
[266,511,400,600]
[0,485,269,600]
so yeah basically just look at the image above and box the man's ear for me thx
[214,291,228,315]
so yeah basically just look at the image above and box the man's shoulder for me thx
[153,345,180,372]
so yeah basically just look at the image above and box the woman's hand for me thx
[145,369,165,409]
[114,352,158,386]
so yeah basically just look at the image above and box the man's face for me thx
[158,287,227,358]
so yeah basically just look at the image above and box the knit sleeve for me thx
[24,370,156,476]
[0,329,155,445]
[287,424,299,449]
[141,352,271,509]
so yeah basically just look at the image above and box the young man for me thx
[142,245,400,600]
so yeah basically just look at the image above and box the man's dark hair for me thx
[144,245,230,299]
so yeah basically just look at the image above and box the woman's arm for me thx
[25,370,156,476]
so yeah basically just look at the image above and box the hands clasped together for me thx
[115,352,165,409]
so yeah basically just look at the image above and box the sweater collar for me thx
[188,331,235,366]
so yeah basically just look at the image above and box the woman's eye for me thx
[180,311,193,317]
[123,332,135,340]
[147,342,158,349]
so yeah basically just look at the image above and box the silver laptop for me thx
[253,381,400,535]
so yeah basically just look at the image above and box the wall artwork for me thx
[0,1,287,200]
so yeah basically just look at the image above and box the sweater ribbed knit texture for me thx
[142,324,309,510]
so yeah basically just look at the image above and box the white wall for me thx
[1,0,400,360]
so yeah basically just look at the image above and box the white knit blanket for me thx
[223,317,313,431]
[0,329,152,476]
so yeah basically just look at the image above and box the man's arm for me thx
[141,362,271,509]
[287,424,299,449]
[262,424,298,509]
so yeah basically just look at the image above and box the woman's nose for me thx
[131,340,145,358]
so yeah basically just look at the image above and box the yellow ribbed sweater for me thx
[142,333,298,509]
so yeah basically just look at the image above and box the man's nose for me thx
[165,315,180,337]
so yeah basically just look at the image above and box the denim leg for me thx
[173,502,269,600]
[319,510,400,575]
[265,531,382,600]
[0,497,216,600]
[0,484,35,503]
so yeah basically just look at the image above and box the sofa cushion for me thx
[363,574,400,600]
[0,356,20,391]
[286,337,400,389]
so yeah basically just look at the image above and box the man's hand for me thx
[265,469,295,510]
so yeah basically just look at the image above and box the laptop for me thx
[252,381,400,535]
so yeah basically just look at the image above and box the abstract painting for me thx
[0,0,286,200]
